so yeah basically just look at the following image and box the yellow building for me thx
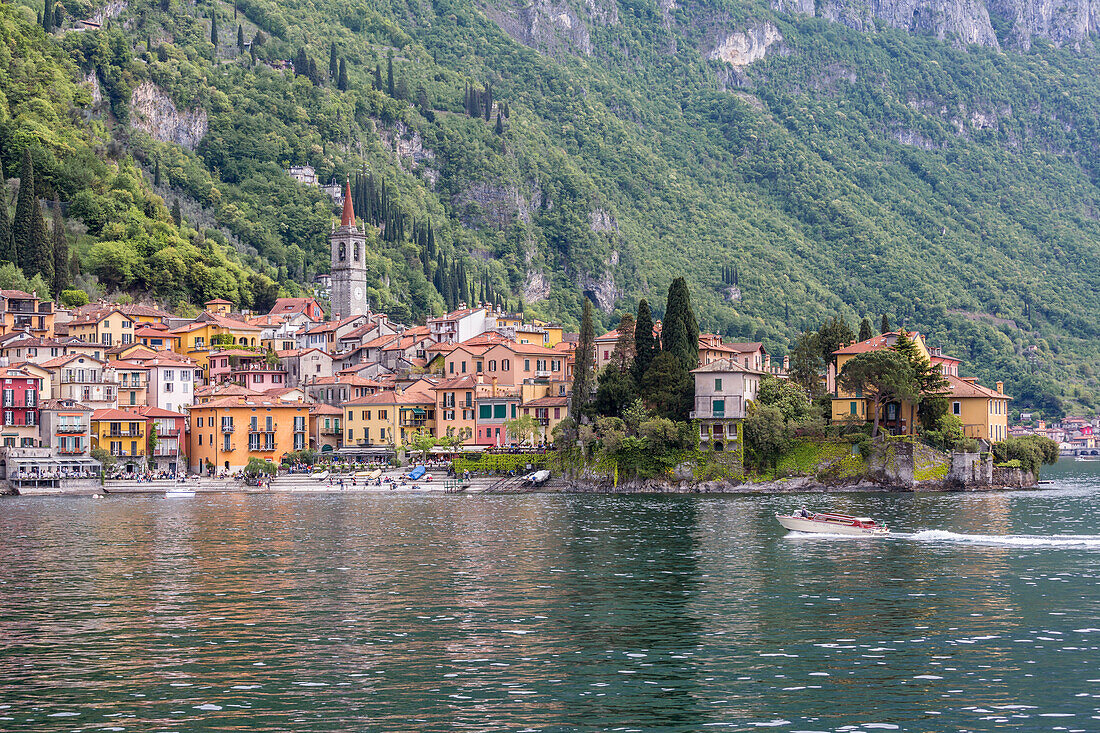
[66,308,136,348]
[829,331,933,435]
[343,387,436,449]
[945,375,1011,442]
[186,395,310,474]
[90,408,147,471]
[168,314,264,373]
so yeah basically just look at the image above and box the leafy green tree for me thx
[504,414,538,445]
[408,430,437,463]
[594,366,637,417]
[858,318,873,342]
[632,298,657,386]
[923,413,965,452]
[815,316,855,365]
[60,288,89,307]
[891,329,950,430]
[571,298,595,418]
[244,457,277,477]
[743,403,789,472]
[755,375,812,424]
[788,329,823,396]
[641,351,692,421]
[837,350,919,438]
[993,435,1059,474]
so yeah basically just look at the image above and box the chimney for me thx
[996,381,1004,394]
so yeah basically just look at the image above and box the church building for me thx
[330,180,369,319]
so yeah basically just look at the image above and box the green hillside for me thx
[7,0,1100,413]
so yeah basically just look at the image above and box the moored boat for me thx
[776,510,888,536]
[165,490,196,498]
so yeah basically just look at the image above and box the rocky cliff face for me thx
[129,81,208,150]
[484,0,1100,58]
[773,0,1100,49]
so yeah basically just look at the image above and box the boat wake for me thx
[906,530,1100,547]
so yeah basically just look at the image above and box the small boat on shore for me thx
[776,510,888,536]
[165,490,196,499]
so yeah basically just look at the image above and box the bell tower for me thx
[330,179,368,319]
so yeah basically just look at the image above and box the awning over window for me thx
[410,408,426,416]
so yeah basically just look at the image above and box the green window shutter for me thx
[494,403,506,419]
[850,401,857,415]
[479,404,492,420]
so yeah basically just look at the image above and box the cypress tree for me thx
[484,84,492,121]
[42,0,53,31]
[329,42,338,81]
[210,10,218,47]
[386,56,394,97]
[50,198,68,297]
[662,277,698,372]
[153,159,162,187]
[337,59,347,91]
[237,24,244,52]
[374,63,383,91]
[494,111,503,135]
[858,317,873,342]
[881,313,891,334]
[632,298,657,385]
[14,149,49,277]
[571,298,596,419]
[69,249,79,281]
[0,170,13,265]
[171,198,181,227]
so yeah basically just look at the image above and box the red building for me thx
[0,366,42,447]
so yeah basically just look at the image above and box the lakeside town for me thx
[0,189,1059,495]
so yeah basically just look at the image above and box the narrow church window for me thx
[339,243,346,261]
[354,244,360,261]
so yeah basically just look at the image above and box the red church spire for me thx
[341,178,355,227]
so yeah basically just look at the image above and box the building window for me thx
[952,402,961,416]
[502,359,509,371]
[479,404,492,420]
[714,378,722,391]
[850,401,857,416]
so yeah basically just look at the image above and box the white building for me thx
[427,306,494,344]
[288,165,317,185]
[143,355,201,414]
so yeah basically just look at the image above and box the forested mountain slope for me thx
[8,0,1100,413]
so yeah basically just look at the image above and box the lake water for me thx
[3,461,1100,732]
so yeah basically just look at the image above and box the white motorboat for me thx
[165,490,196,498]
[776,510,888,536]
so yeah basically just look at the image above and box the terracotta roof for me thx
[345,388,434,407]
[0,289,35,299]
[310,403,343,415]
[40,354,104,369]
[361,334,400,349]
[269,297,321,315]
[0,367,40,380]
[92,408,147,421]
[193,395,305,409]
[433,375,477,390]
[107,360,151,371]
[523,395,569,408]
[205,298,233,305]
[833,331,921,356]
[194,384,259,398]
[276,348,329,358]
[340,180,355,226]
[310,374,381,387]
[691,358,765,375]
[946,374,1008,400]
[133,406,186,418]
[306,315,363,334]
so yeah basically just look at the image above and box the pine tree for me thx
[632,299,657,385]
[210,10,218,47]
[337,59,347,91]
[329,42,338,81]
[661,277,698,372]
[859,317,874,342]
[387,56,394,97]
[881,313,891,334]
[494,110,503,135]
[237,24,244,52]
[571,298,596,419]
[50,198,68,297]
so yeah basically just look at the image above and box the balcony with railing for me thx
[221,424,235,433]
[157,427,181,437]
[690,396,745,421]
[106,429,144,438]
[58,446,85,455]
[56,424,86,434]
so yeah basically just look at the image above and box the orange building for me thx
[186,396,310,474]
